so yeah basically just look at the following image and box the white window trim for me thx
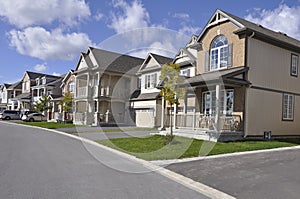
[145,73,157,89]
[291,54,298,77]
[282,93,294,121]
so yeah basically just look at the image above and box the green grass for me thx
[18,122,77,129]
[78,127,157,133]
[97,135,300,161]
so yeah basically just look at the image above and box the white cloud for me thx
[172,13,190,21]
[245,4,300,40]
[178,25,200,36]
[108,0,150,33]
[52,72,61,76]
[95,12,104,21]
[34,63,47,72]
[8,27,93,60]
[0,0,91,28]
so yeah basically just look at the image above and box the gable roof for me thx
[198,9,300,51]
[7,81,22,90]
[25,71,61,80]
[138,53,172,73]
[89,47,144,74]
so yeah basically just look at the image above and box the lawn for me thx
[97,135,300,161]
[18,122,77,129]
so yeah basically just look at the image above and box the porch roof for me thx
[183,66,250,87]
[10,92,31,101]
[131,92,161,101]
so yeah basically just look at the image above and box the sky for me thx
[0,0,300,84]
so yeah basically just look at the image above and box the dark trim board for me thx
[251,86,300,96]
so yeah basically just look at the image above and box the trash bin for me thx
[264,131,272,140]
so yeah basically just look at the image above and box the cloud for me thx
[52,72,61,76]
[245,4,300,40]
[8,27,93,60]
[34,63,47,72]
[108,0,150,33]
[178,25,200,36]
[0,0,91,28]
[95,12,104,21]
[172,13,190,21]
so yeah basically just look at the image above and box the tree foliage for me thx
[34,95,52,113]
[61,91,73,112]
[160,63,186,106]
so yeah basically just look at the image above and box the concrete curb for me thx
[151,145,300,166]
[1,121,236,199]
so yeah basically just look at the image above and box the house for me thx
[48,70,75,122]
[130,53,173,128]
[73,47,144,126]
[0,84,8,110]
[171,9,300,140]
[6,81,22,110]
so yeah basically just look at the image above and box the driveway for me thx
[0,121,208,199]
[167,149,300,199]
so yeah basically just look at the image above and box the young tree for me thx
[34,95,52,113]
[160,63,186,136]
[60,91,74,121]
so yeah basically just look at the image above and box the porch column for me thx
[183,94,187,127]
[215,84,220,131]
[173,96,177,129]
[161,97,165,130]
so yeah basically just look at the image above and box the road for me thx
[0,122,208,199]
[167,147,300,199]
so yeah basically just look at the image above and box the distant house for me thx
[7,81,22,110]
[131,53,173,128]
[170,9,300,140]
[73,47,144,125]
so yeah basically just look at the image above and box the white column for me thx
[161,97,165,130]
[215,84,220,131]
[173,98,177,129]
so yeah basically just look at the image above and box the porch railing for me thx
[175,113,243,131]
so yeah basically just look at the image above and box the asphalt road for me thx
[0,122,208,199]
[167,148,300,199]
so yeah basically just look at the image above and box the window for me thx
[291,54,298,76]
[145,73,157,89]
[36,79,40,86]
[137,78,141,89]
[68,81,75,92]
[94,101,98,112]
[180,69,190,77]
[42,78,46,85]
[202,89,234,115]
[210,35,229,70]
[282,93,294,120]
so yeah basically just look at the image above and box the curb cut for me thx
[0,121,236,199]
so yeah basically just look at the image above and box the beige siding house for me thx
[174,9,300,140]
[73,47,144,126]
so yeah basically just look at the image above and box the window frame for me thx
[210,35,228,71]
[145,73,157,89]
[291,53,298,77]
[282,93,294,121]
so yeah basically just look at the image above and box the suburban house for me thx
[131,53,173,128]
[73,47,144,126]
[7,81,22,110]
[0,84,11,110]
[168,9,300,140]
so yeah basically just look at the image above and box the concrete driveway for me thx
[167,148,300,199]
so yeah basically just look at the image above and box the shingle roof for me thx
[184,66,250,86]
[131,92,161,101]
[10,92,31,100]
[221,10,300,49]
[150,53,173,65]
[90,47,144,74]
[26,71,61,80]
[7,81,22,90]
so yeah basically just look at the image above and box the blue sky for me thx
[0,0,299,84]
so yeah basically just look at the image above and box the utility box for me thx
[264,131,272,140]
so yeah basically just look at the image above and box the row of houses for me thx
[1,9,300,140]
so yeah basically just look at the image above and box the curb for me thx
[151,145,300,166]
[0,121,236,199]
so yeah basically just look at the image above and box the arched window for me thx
[68,81,75,92]
[210,35,228,70]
